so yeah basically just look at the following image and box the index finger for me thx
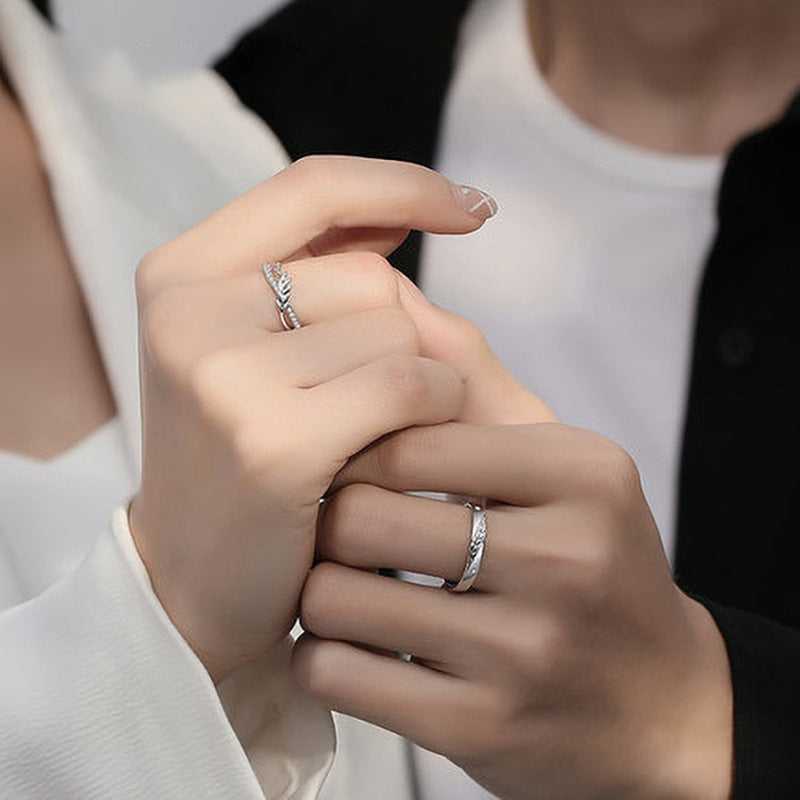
[329,422,636,507]
[138,156,497,293]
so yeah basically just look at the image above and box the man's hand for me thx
[295,422,734,800]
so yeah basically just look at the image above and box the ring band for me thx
[262,263,302,330]
[444,498,488,593]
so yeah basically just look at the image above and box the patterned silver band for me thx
[444,499,488,593]
[262,262,303,330]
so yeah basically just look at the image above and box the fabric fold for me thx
[0,507,335,798]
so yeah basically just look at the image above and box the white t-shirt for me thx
[0,0,723,797]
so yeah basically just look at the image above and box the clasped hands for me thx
[129,157,733,800]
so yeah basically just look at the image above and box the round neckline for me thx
[0,416,122,469]
[496,0,723,191]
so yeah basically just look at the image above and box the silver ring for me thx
[444,498,488,593]
[262,263,302,330]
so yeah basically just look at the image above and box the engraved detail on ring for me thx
[444,498,488,593]
[262,262,302,330]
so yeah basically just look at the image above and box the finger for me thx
[319,485,612,602]
[179,350,465,484]
[258,251,402,330]
[140,251,414,374]
[318,485,502,591]
[395,270,558,425]
[301,563,468,666]
[300,562,565,687]
[306,355,465,464]
[282,307,422,387]
[139,157,496,292]
[292,635,498,759]
[289,225,410,261]
[331,422,630,506]
[141,303,421,391]
[141,250,402,346]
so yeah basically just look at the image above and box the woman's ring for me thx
[444,498,488,593]
[262,263,303,330]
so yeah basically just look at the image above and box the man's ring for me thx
[262,263,302,330]
[444,498,488,593]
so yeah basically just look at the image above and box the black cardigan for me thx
[217,1,800,795]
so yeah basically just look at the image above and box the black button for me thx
[717,326,755,369]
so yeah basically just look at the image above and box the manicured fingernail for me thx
[452,184,499,221]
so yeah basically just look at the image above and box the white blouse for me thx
[0,418,135,605]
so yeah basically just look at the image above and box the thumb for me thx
[395,270,557,425]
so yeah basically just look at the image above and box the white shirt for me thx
[0,0,724,798]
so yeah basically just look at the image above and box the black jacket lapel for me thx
[675,95,800,624]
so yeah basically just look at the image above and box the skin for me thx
[129,156,543,683]
[528,0,800,155]
[0,81,115,459]
[297,424,733,799]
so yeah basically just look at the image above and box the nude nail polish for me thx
[452,184,499,221]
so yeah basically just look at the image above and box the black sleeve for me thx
[699,599,800,798]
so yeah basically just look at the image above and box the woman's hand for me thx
[394,272,556,426]
[295,423,734,800]
[128,156,506,683]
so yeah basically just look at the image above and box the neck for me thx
[528,0,800,155]
[0,77,58,266]
[0,79,38,191]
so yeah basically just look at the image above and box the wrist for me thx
[666,594,735,800]
[127,495,237,682]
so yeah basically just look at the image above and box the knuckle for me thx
[456,604,569,697]
[380,307,421,354]
[139,286,194,378]
[603,443,641,497]
[186,348,236,404]
[319,484,379,561]
[228,421,274,481]
[503,523,544,574]
[300,563,340,635]
[185,350,252,434]
[349,252,399,305]
[183,350,297,485]
[291,636,348,702]
[578,435,642,509]
[560,533,619,614]
[292,154,327,171]
[373,427,416,479]
[447,313,488,360]
[518,623,569,687]
[228,416,304,491]
[440,688,513,764]
[135,246,173,304]
[493,620,565,688]
[380,353,429,410]
[289,154,333,189]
